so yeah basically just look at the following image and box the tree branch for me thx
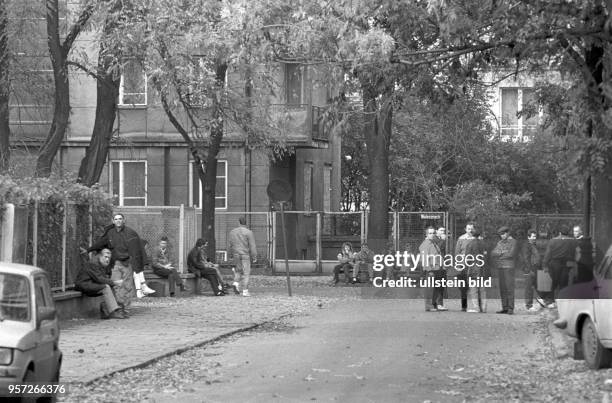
[62,2,95,55]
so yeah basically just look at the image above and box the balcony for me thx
[269,104,330,148]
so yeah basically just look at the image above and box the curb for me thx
[78,313,294,386]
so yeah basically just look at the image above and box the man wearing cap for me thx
[491,226,517,314]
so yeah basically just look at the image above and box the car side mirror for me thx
[36,306,57,329]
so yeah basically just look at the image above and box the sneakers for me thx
[467,309,478,313]
[231,282,241,295]
[496,309,508,314]
[108,309,127,319]
[536,297,546,307]
[425,307,438,312]
[136,289,144,299]
[527,306,540,312]
[242,289,251,297]
[141,284,156,295]
[436,305,448,311]
[547,303,557,309]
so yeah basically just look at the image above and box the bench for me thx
[143,271,200,297]
[53,290,104,320]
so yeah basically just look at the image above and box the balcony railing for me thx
[269,104,329,144]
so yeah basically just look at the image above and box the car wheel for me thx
[581,317,612,369]
[20,368,37,403]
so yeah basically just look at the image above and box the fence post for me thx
[62,201,67,292]
[33,200,38,267]
[271,212,277,272]
[316,212,321,273]
[179,204,185,273]
[393,212,399,251]
[361,210,366,244]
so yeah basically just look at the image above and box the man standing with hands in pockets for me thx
[229,217,257,297]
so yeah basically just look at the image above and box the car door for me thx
[593,254,612,344]
[33,275,58,381]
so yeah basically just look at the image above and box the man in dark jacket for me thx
[543,226,577,306]
[75,248,126,319]
[87,213,155,302]
[187,238,224,296]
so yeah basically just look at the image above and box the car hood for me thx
[0,320,36,350]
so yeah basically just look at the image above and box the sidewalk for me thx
[59,281,354,384]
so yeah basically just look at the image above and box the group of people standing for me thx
[75,214,258,320]
[420,222,590,315]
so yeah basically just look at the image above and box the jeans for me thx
[233,254,252,290]
[432,269,446,307]
[111,260,134,309]
[153,266,183,295]
[549,259,569,300]
[524,271,537,308]
[498,267,515,311]
[333,263,352,283]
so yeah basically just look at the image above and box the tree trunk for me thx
[0,0,9,171]
[37,0,93,177]
[77,54,120,186]
[201,62,227,261]
[362,86,392,254]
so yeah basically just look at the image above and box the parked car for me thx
[0,263,62,396]
[555,244,612,369]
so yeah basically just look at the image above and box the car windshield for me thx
[0,273,30,322]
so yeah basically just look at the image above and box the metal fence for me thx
[4,202,589,287]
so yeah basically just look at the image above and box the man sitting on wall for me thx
[151,236,187,297]
[187,238,224,296]
[75,247,127,319]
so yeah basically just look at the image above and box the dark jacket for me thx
[88,225,146,273]
[543,236,576,267]
[74,260,113,296]
[491,237,517,269]
[187,247,216,275]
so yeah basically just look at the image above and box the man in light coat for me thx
[228,217,257,297]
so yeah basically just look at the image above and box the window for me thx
[216,251,227,263]
[34,276,51,309]
[303,162,313,211]
[119,60,147,106]
[500,88,538,141]
[189,160,228,209]
[110,161,147,206]
[285,64,305,105]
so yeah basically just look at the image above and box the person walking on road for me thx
[228,217,258,297]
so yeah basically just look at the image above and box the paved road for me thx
[147,298,543,402]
